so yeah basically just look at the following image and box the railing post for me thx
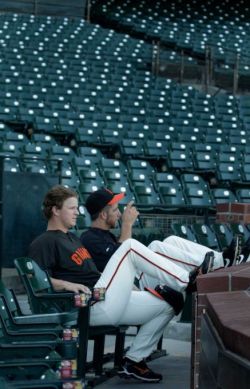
[152,40,160,76]
[152,40,156,75]
[180,50,184,84]
[155,40,160,76]
[34,0,38,15]
[86,0,91,23]
[0,157,3,279]
[233,53,240,96]
[209,46,213,86]
[204,45,210,93]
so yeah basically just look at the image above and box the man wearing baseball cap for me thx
[81,188,244,283]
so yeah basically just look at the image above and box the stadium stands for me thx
[0,5,248,238]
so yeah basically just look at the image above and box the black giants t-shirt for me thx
[28,230,101,288]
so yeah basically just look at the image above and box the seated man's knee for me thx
[163,235,177,245]
[148,240,161,251]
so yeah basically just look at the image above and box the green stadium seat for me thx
[211,188,238,205]
[3,157,21,172]
[215,152,243,183]
[170,223,197,242]
[236,188,250,203]
[180,174,214,207]
[143,140,169,159]
[193,150,217,172]
[133,184,162,210]
[228,223,250,245]
[191,223,220,250]
[167,149,193,171]
[210,223,233,251]
[120,139,144,157]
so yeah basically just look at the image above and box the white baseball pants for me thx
[140,235,224,289]
[90,236,225,361]
[90,237,205,362]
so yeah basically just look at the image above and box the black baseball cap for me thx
[85,188,125,216]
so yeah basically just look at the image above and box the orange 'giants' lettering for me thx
[71,247,91,265]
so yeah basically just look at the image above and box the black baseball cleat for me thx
[118,357,163,383]
[186,251,215,293]
[223,235,242,267]
[154,284,184,315]
[235,236,250,265]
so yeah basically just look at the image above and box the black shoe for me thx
[154,284,184,315]
[200,251,214,274]
[186,251,215,293]
[236,236,250,264]
[118,358,162,383]
[223,235,242,267]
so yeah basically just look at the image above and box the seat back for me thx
[0,280,22,317]
[170,223,197,242]
[210,223,233,251]
[14,257,73,314]
[191,223,220,250]
[14,257,53,294]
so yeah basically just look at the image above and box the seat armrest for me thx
[14,311,78,325]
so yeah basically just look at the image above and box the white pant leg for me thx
[90,238,189,360]
[120,291,174,362]
[91,263,174,361]
[139,236,204,289]
[149,236,224,271]
[95,238,190,294]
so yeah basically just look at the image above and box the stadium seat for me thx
[210,223,233,251]
[153,172,182,192]
[143,140,168,159]
[78,179,104,203]
[127,159,155,175]
[167,149,193,172]
[133,184,162,210]
[158,185,186,208]
[211,188,238,205]
[14,257,127,377]
[191,223,220,250]
[100,128,122,145]
[77,146,104,166]
[228,223,250,245]
[75,126,101,144]
[215,152,242,183]
[236,188,250,203]
[126,160,160,209]
[170,223,197,242]
[241,154,250,182]
[120,139,144,157]
[0,141,22,158]
[180,174,214,207]
[3,157,21,172]
[76,205,92,233]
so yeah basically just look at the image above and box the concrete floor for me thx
[88,334,191,388]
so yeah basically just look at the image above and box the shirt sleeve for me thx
[28,237,57,276]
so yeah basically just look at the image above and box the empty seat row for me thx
[170,221,250,252]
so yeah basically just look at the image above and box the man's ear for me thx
[100,209,107,220]
[52,205,60,216]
